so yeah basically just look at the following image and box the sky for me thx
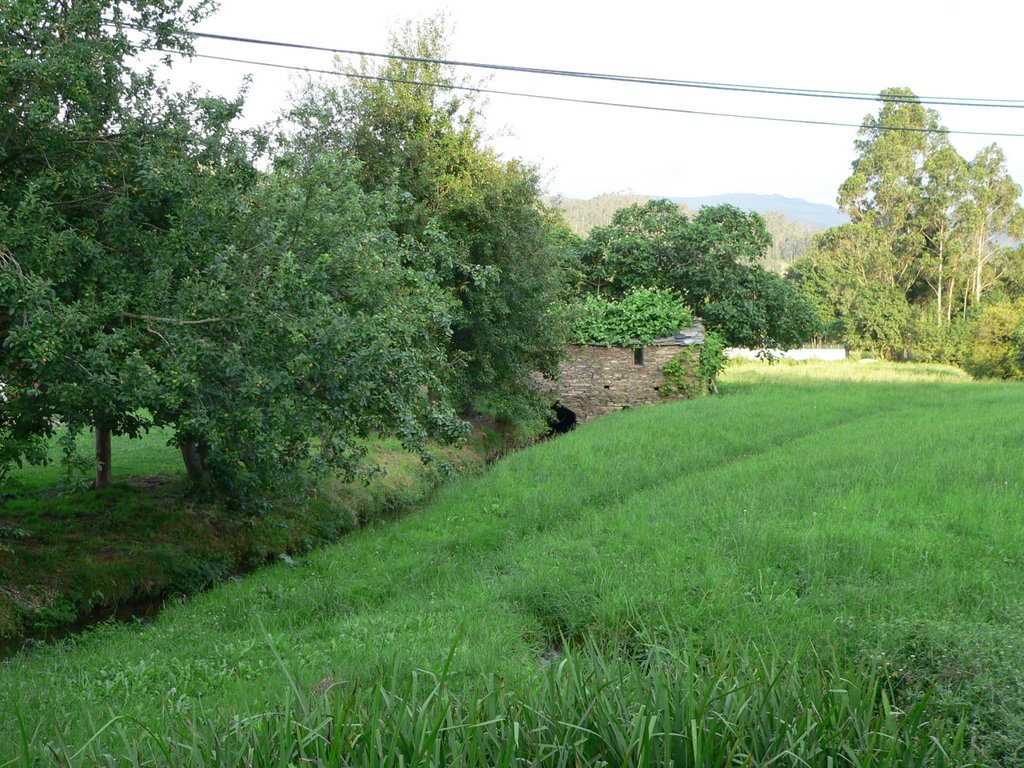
[157,0,1024,209]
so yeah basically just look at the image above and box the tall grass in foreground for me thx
[7,645,966,767]
[4,361,1019,764]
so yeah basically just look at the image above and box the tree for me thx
[311,16,569,425]
[579,199,688,296]
[0,0,215,486]
[806,88,1024,359]
[670,204,773,310]
[142,137,465,501]
[0,5,470,502]
[791,223,916,356]
[578,200,819,350]
[962,145,1024,305]
[918,143,968,325]
[963,299,1024,379]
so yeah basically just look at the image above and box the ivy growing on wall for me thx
[660,331,727,397]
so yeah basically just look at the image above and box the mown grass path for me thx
[3,361,1023,764]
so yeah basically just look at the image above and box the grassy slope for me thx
[0,426,482,642]
[4,361,1024,763]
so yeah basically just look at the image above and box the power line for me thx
[185,51,1024,139]
[184,29,1024,111]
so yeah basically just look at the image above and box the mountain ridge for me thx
[662,193,848,229]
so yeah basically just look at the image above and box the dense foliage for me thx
[552,195,821,275]
[0,7,567,499]
[0,0,219,484]
[961,298,1024,379]
[570,287,693,347]
[578,200,819,349]
[790,88,1024,367]
[325,19,569,424]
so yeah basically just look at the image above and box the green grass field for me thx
[2,424,183,494]
[3,361,1023,765]
[0,426,482,644]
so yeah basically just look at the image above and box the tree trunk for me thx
[947,276,956,323]
[94,426,112,488]
[975,229,985,305]
[936,258,943,326]
[181,438,210,484]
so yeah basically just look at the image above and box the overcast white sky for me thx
[160,0,1024,208]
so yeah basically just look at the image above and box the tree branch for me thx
[124,313,231,326]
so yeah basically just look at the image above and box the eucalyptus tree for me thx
[919,143,968,325]
[813,88,1024,358]
[837,87,946,294]
[962,144,1024,306]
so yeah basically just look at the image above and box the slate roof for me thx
[651,319,705,346]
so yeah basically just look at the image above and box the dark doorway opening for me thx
[548,402,577,435]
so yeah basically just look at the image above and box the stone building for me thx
[547,323,705,426]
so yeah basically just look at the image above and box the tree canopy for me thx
[792,87,1024,363]
[1,0,221,484]
[0,7,569,500]
[577,200,819,349]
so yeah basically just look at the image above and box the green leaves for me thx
[313,18,570,425]
[577,200,818,350]
[798,88,1024,360]
[570,288,693,347]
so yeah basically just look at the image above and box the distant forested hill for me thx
[548,193,671,234]
[548,192,843,273]
[759,212,819,274]
[669,194,848,229]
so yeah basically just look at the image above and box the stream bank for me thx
[0,431,520,658]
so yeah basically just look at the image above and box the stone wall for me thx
[550,344,701,424]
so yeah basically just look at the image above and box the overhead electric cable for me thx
[185,51,1024,139]
[179,28,1024,110]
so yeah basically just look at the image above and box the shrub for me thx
[963,299,1024,379]
[660,332,726,398]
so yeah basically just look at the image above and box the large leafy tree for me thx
[0,3,467,500]
[0,0,215,485]
[791,223,927,357]
[580,199,688,296]
[304,17,569,424]
[579,200,819,349]
[142,137,464,500]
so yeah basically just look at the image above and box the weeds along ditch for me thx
[0,430,495,653]
[3,361,1024,765]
